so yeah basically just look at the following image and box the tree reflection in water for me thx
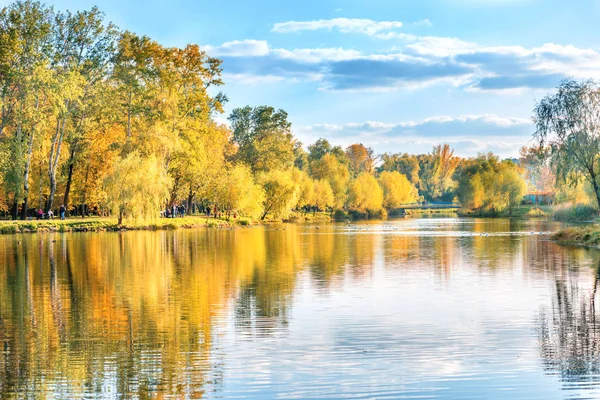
[539,257,600,389]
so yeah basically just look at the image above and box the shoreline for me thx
[0,212,335,235]
[551,225,600,249]
[0,216,253,235]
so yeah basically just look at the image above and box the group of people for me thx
[163,204,186,218]
[34,205,66,220]
[161,203,239,220]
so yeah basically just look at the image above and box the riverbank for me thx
[457,205,552,219]
[0,215,255,234]
[0,211,336,235]
[552,225,600,248]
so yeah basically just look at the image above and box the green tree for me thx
[534,79,600,208]
[229,106,295,173]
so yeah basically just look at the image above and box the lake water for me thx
[1,218,600,399]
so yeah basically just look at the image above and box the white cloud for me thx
[413,19,433,27]
[204,35,600,92]
[272,18,404,36]
[203,39,270,57]
[295,115,534,157]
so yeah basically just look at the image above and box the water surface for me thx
[1,218,599,399]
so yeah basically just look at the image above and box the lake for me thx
[0,218,599,399]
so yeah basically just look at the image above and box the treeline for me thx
[0,1,543,222]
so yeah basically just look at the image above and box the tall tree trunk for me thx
[10,199,18,220]
[591,170,600,213]
[47,115,67,213]
[21,97,39,220]
[81,164,89,218]
[187,184,195,214]
[63,147,76,217]
[127,91,132,139]
[20,134,33,220]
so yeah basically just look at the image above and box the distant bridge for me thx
[395,202,462,211]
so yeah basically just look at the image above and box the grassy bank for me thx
[457,205,553,219]
[401,208,459,217]
[552,225,600,248]
[0,215,255,234]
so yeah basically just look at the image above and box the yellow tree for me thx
[215,164,265,219]
[309,153,350,209]
[378,171,419,209]
[347,172,383,211]
[313,179,334,210]
[103,151,170,224]
[257,168,301,220]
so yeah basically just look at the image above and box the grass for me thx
[0,215,256,235]
[282,211,332,223]
[457,205,553,219]
[552,225,600,248]
[402,208,459,217]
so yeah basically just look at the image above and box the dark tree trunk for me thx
[11,200,18,220]
[63,148,76,217]
[187,185,194,214]
[591,170,600,213]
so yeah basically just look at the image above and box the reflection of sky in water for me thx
[0,218,599,399]
[217,219,600,399]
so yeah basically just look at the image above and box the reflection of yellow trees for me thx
[304,227,350,285]
[1,226,356,396]
[2,222,585,397]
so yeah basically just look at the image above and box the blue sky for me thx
[9,0,600,157]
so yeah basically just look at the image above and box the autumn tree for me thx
[257,168,301,220]
[419,144,460,201]
[215,164,264,219]
[313,179,334,211]
[347,172,383,212]
[380,153,421,190]
[103,151,170,224]
[309,153,350,209]
[378,171,419,209]
[345,143,376,176]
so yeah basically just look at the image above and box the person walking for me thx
[59,205,66,220]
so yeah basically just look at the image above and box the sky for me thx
[6,0,600,157]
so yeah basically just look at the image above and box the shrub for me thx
[553,204,598,221]
[333,209,348,221]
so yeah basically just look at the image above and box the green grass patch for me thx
[0,215,257,235]
[457,205,553,219]
[552,225,600,248]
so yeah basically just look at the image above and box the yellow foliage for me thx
[103,152,171,223]
[347,172,383,211]
[215,164,265,219]
[378,171,419,209]
[313,179,334,210]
